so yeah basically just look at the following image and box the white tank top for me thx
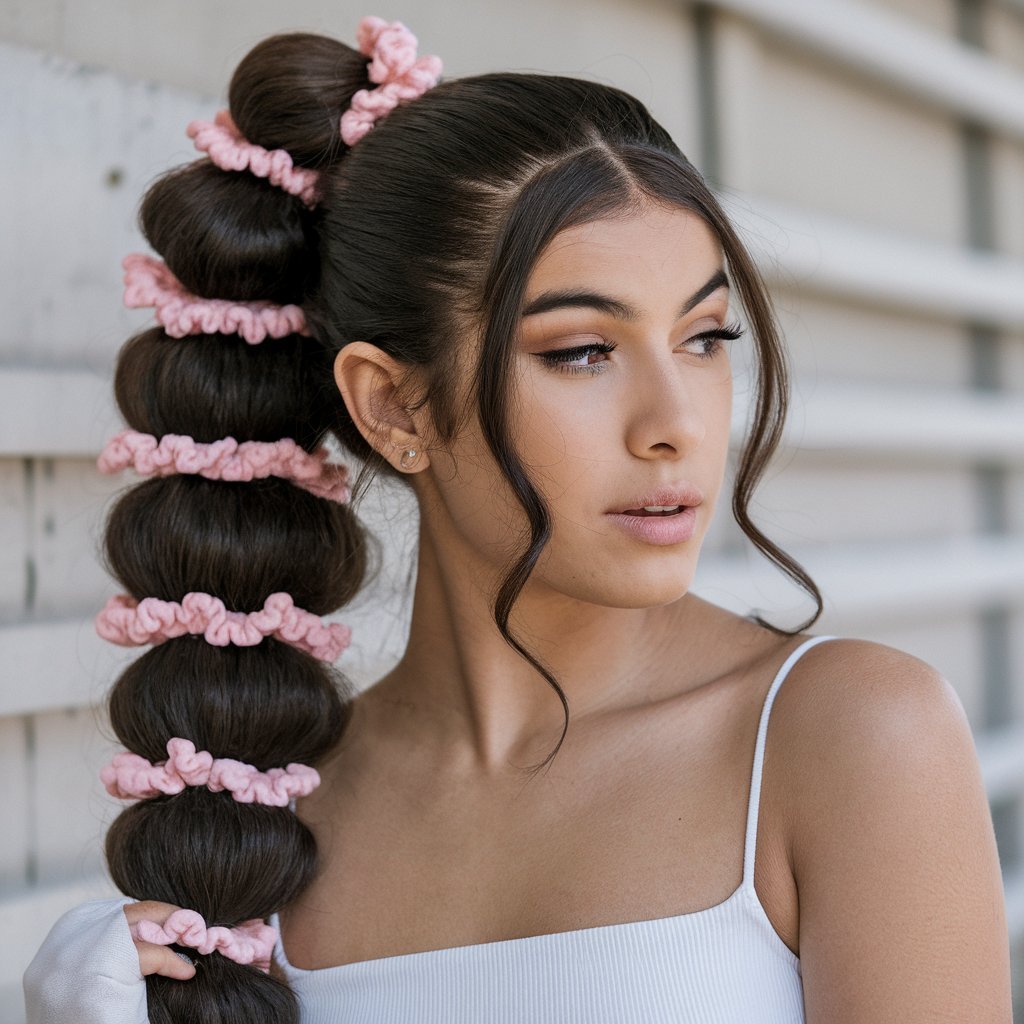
[271,634,837,1023]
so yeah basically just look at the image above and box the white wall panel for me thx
[776,384,1024,463]
[838,611,986,726]
[730,195,1024,328]
[1010,605,1024,721]
[1010,469,1024,534]
[749,460,977,545]
[1,44,210,368]
[1004,333,1024,392]
[717,0,1024,140]
[770,289,968,388]
[0,462,27,618]
[0,0,58,54]
[2,621,133,718]
[0,369,118,456]
[0,719,29,890]
[710,11,764,192]
[751,41,965,244]
[987,3,1024,72]
[869,0,957,36]
[0,0,700,161]
[28,459,120,616]
[991,139,1024,261]
[30,708,115,886]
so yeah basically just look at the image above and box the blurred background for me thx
[2,0,1023,1019]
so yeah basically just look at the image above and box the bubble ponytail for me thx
[96,29,384,1023]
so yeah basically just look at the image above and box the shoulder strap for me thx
[741,634,838,889]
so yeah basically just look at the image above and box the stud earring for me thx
[399,448,420,471]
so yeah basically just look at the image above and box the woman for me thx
[24,15,1011,1024]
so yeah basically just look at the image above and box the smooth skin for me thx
[133,200,1012,1021]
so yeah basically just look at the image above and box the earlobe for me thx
[333,342,430,471]
[398,446,425,471]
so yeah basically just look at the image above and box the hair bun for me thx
[139,163,317,305]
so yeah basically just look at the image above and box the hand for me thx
[122,901,197,981]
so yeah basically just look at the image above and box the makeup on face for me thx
[510,210,734,551]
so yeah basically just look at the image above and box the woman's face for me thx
[418,199,735,610]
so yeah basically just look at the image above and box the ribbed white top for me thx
[272,634,837,1023]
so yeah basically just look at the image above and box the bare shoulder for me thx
[769,637,1012,1022]
[768,636,967,757]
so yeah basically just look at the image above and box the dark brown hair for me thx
[100,30,821,1022]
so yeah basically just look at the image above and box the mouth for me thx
[606,499,699,545]
[612,485,704,516]
[621,505,687,517]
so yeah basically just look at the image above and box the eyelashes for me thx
[539,339,616,373]
[536,321,745,376]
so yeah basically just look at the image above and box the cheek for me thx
[508,374,614,508]
[424,359,733,596]
[694,371,734,491]
[519,398,605,469]
[711,368,734,441]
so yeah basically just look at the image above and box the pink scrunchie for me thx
[187,109,320,207]
[123,253,310,345]
[102,737,321,807]
[95,591,351,663]
[131,909,278,972]
[340,16,443,146]
[97,429,351,504]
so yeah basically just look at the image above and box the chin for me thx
[599,578,695,610]
[546,558,699,611]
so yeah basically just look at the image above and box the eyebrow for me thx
[520,268,730,322]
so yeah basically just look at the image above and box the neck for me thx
[369,511,711,776]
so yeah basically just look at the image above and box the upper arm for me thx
[780,639,1012,1023]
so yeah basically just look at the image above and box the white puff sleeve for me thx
[23,897,151,1024]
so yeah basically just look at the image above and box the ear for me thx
[333,342,431,472]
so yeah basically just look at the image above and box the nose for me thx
[623,360,709,461]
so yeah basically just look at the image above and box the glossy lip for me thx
[604,485,704,546]
[606,506,698,546]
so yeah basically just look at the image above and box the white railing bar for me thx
[721,194,1024,329]
[0,367,118,457]
[731,384,1024,464]
[1,618,126,717]
[692,535,1024,626]
[712,0,1024,141]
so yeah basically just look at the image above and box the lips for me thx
[607,505,698,545]
[612,485,704,516]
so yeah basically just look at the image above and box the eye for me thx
[536,340,617,375]
[681,321,744,360]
